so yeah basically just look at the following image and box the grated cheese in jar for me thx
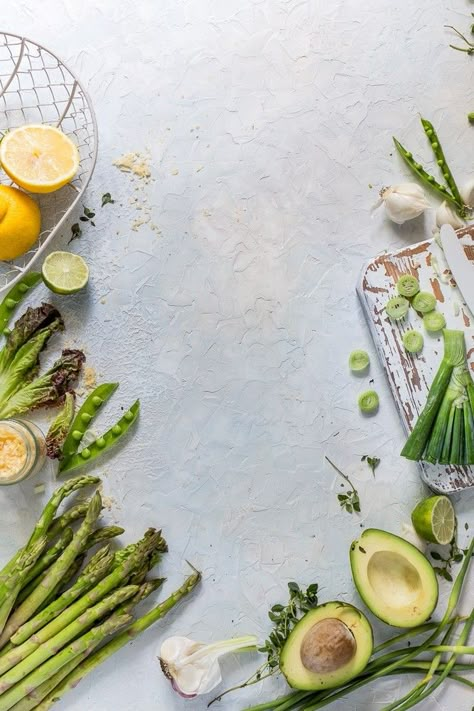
[0,426,27,481]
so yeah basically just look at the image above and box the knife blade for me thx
[439,223,474,317]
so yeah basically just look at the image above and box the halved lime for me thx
[411,495,455,545]
[42,252,89,295]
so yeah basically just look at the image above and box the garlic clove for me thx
[378,183,430,225]
[435,201,465,230]
[460,178,474,209]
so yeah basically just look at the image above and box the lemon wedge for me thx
[0,124,79,193]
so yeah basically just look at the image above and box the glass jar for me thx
[0,419,46,486]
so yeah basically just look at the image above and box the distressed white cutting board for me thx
[358,225,474,494]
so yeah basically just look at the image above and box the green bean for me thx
[392,138,462,212]
[60,383,118,460]
[420,118,464,209]
[59,400,140,474]
[0,273,41,335]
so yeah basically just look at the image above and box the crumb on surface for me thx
[83,366,97,391]
[113,152,151,180]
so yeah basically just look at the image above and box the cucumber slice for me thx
[412,291,436,314]
[349,350,370,372]
[385,296,409,320]
[423,311,446,333]
[358,390,379,414]
[403,330,424,354]
[397,275,420,298]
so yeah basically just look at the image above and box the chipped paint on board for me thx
[358,229,474,493]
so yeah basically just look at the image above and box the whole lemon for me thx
[0,186,41,260]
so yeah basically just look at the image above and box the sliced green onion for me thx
[412,291,436,314]
[397,275,420,298]
[358,390,379,414]
[349,350,370,372]
[403,330,424,354]
[424,311,446,333]
[386,296,409,320]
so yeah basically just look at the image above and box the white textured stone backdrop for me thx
[0,1,473,709]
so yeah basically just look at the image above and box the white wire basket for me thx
[0,32,98,294]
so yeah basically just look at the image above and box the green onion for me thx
[385,296,409,320]
[349,350,370,372]
[423,311,446,333]
[402,330,424,354]
[397,275,420,298]
[358,390,379,414]
[401,329,474,464]
[412,291,436,314]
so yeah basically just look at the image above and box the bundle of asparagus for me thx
[0,475,201,710]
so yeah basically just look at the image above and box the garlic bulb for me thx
[376,183,431,225]
[460,178,474,209]
[435,201,465,230]
[159,635,258,698]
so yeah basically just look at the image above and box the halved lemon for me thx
[0,124,79,193]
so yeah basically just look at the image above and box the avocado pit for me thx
[300,618,356,674]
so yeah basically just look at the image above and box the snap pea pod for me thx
[60,383,118,461]
[0,273,42,336]
[59,400,140,474]
[392,138,462,213]
[420,118,464,209]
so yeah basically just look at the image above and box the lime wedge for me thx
[411,495,455,545]
[42,252,89,295]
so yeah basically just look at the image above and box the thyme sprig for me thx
[326,456,361,514]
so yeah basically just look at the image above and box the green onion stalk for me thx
[401,330,474,465]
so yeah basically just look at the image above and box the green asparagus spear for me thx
[14,526,122,614]
[7,651,89,711]
[11,547,115,646]
[0,586,138,689]
[20,529,74,589]
[86,526,124,548]
[38,555,86,612]
[0,539,48,638]
[7,580,165,711]
[0,612,132,711]
[7,530,162,655]
[0,476,100,587]
[0,493,102,648]
[46,502,94,542]
[32,569,201,710]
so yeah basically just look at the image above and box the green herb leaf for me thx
[69,223,82,242]
[101,192,115,207]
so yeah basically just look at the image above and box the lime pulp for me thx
[411,495,455,545]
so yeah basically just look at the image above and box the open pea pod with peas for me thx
[57,382,140,475]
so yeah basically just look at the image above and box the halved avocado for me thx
[350,528,438,628]
[280,601,373,691]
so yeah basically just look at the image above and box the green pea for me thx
[405,151,412,158]
[3,328,10,336]
[96,437,107,449]
[81,413,93,424]
[5,299,16,310]
[427,175,435,183]
[437,159,444,166]
[92,396,103,408]
[112,424,122,435]
[431,141,438,149]
[414,163,422,170]
[426,129,433,136]
[72,430,83,442]
[124,410,134,422]
[18,283,29,294]
[80,448,91,459]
